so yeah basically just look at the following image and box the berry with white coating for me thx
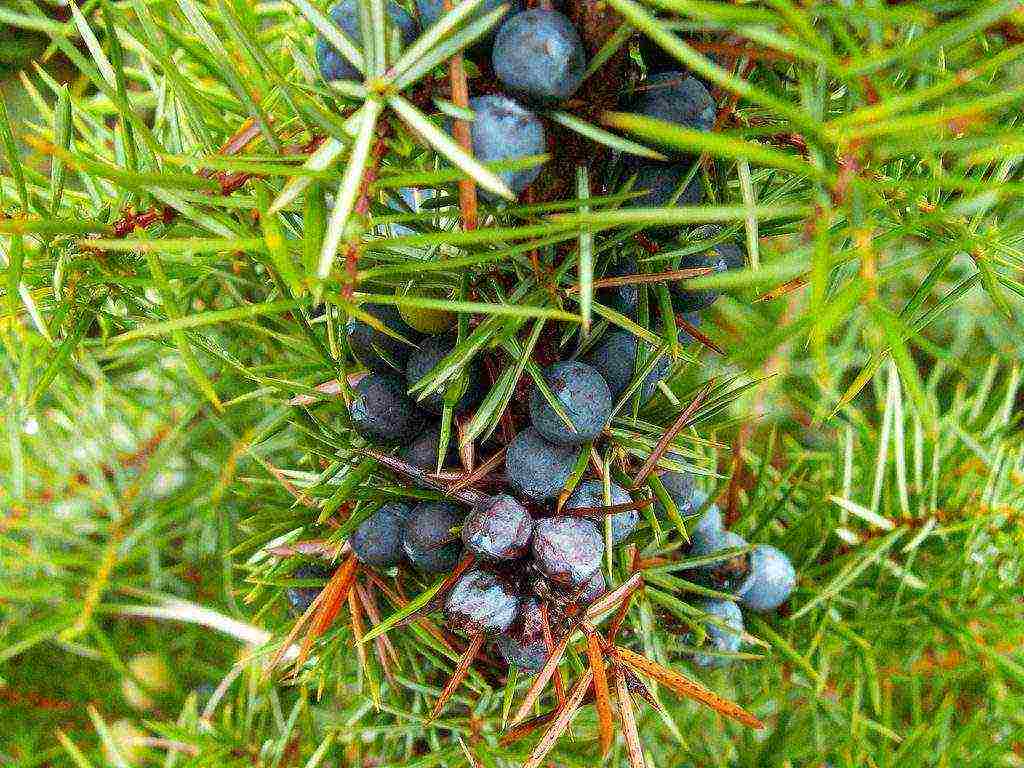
[692,530,749,592]
[624,159,704,210]
[415,0,522,35]
[529,361,612,446]
[736,544,796,612]
[505,427,578,501]
[532,516,604,588]
[316,0,418,83]
[398,426,459,470]
[405,335,485,415]
[493,10,586,102]
[563,479,637,544]
[633,72,716,149]
[584,329,672,402]
[692,598,743,668]
[286,564,332,615]
[346,304,421,374]
[495,597,548,673]
[687,496,724,553]
[655,466,695,517]
[443,567,522,635]
[462,494,534,561]
[599,256,639,319]
[671,239,745,313]
[462,95,546,200]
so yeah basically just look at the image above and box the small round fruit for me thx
[624,159,704,210]
[349,373,423,443]
[655,466,695,517]
[692,598,743,669]
[529,361,612,446]
[688,498,723,551]
[462,95,546,200]
[346,303,421,374]
[495,597,548,674]
[493,9,586,102]
[572,567,607,606]
[736,544,795,612]
[286,563,333,615]
[599,256,639,319]
[350,503,411,568]
[416,0,522,35]
[693,530,749,592]
[462,494,534,560]
[316,0,418,83]
[505,427,578,501]
[563,479,637,544]
[443,567,522,635]
[397,287,456,334]
[406,335,485,415]
[532,516,603,588]
[634,72,716,142]
[671,227,745,313]
[584,329,672,402]
[398,426,459,470]
[402,502,464,572]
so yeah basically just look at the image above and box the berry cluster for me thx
[289,0,798,751]
[343,301,483,462]
[681,494,796,667]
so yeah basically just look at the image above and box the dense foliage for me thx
[1,0,1023,765]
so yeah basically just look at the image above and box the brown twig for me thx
[632,380,714,489]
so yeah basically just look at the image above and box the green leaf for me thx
[319,99,383,280]
[550,111,668,162]
[387,94,516,201]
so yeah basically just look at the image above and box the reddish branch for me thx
[110,121,325,238]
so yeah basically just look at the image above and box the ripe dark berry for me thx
[286,564,332,615]
[692,530,750,592]
[634,72,716,145]
[493,10,586,102]
[346,303,421,374]
[532,516,604,588]
[599,256,639,319]
[584,329,671,403]
[529,361,612,446]
[655,465,695,517]
[462,494,533,561]
[495,597,548,674]
[736,545,796,612]
[505,427,577,501]
[398,426,459,470]
[671,234,745,313]
[350,503,411,568]
[624,159,704,210]
[577,568,607,605]
[415,0,522,36]
[402,502,464,572]
[463,95,546,199]
[443,567,522,635]
[316,0,418,83]
[692,598,743,669]
[563,479,637,544]
[349,373,423,443]
[687,497,723,551]
[405,335,485,415]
